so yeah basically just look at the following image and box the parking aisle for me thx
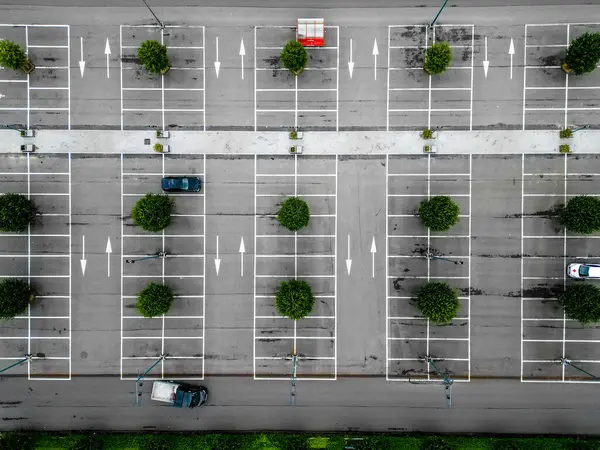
[121,154,205,380]
[120,25,205,131]
[254,26,339,131]
[387,24,474,131]
[0,25,70,130]
[522,154,600,382]
[0,154,71,379]
[386,154,471,382]
[523,23,600,130]
[254,155,337,380]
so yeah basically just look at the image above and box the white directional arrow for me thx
[239,39,246,80]
[214,36,221,78]
[0,93,5,99]
[79,37,85,77]
[80,235,87,275]
[345,234,352,275]
[214,235,221,275]
[370,237,377,278]
[104,38,111,79]
[372,39,379,80]
[508,37,515,80]
[483,36,489,78]
[348,38,354,78]
[239,237,246,276]
[105,237,112,278]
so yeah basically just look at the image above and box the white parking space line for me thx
[254,155,337,380]
[254,26,339,131]
[521,154,600,383]
[0,25,70,130]
[120,25,205,131]
[523,23,600,129]
[387,25,474,131]
[386,155,471,382]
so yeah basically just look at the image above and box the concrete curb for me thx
[1,130,597,154]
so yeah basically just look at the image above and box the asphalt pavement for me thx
[1,1,600,437]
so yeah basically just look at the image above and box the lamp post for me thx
[426,252,464,265]
[572,125,590,133]
[289,351,298,405]
[126,251,168,264]
[0,354,32,376]
[558,357,599,380]
[428,0,450,29]
[140,0,165,31]
[135,354,166,405]
[425,356,454,408]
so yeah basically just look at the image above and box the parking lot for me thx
[121,154,205,379]
[0,153,71,379]
[522,154,600,383]
[120,25,205,131]
[523,23,600,130]
[0,24,71,130]
[387,24,474,131]
[254,26,339,131]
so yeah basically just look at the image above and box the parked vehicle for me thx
[161,176,202,192]
[151,380,208,408]
[567,263,600,279]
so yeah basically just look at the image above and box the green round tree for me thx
[0,40,27,72]
[0,278,36,320]
[137,40,171,74]
[0,193,38,233]
[277,197,310,232]
[561,195,600,234]
[280,40,308,75]
[424,42,452,75]
[131,193,175,232]
[136,282,174,318]
[275,279,315,320]
[418,195,460,232]
[563,32,600,75]
[416,281,460,324]
[560,283,600,324]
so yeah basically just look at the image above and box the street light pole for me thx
[126,251,168,264]
[0,354,32,376]
[428,0,450,29]
[558,357,599,380]
[135,354,166,405]
[425,356,454,408]
[571,125,590,133]
[426,252,464,265]
[140,0,165,31]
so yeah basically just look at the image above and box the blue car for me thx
[161,176,202,192]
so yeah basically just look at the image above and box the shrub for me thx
[131,193,175,232]
[422,437,453,450]
[423,145,432,153]
[0,40,27,71]
[153,142,163,152]
[564,32,600,75]
[0,432,32,450]
[560,128,573,138]
[424,42,452,75]
[560,283,600,324]
[559,144,571,153]
[416,281,460,324]
[280,40,308,75]
[137,283,174,318]
[561,195,600,234]
[421,128,434,139]
[0,193,38,233]
[277,197,310,231]
[0,278,36,320]
[137,40,170,74]
[275,279,315,320]
[418,195,460,232]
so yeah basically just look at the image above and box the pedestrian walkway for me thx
[1,129,598,155]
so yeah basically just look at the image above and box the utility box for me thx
[297,18,324,47]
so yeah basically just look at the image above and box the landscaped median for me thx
[3,432,600,449]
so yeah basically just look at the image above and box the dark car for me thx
[161,176,202,192]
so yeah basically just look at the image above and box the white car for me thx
[567,263,600,279]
